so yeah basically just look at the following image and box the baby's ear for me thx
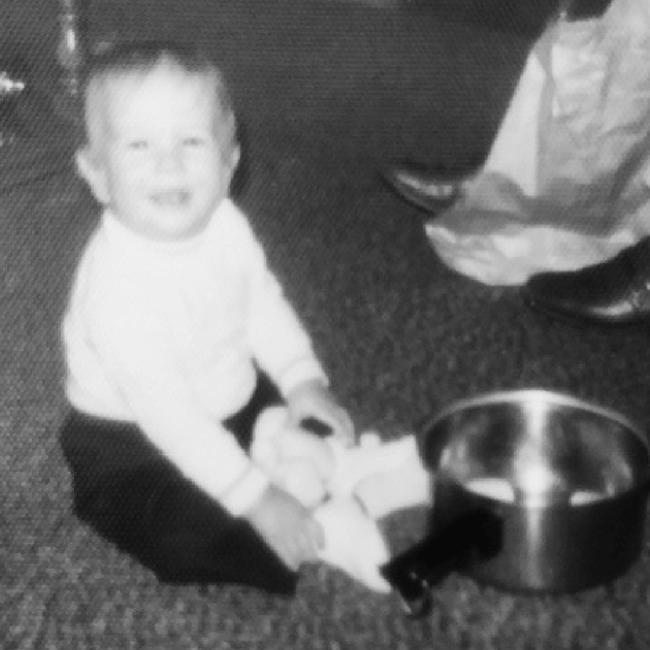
[75,147,110,205]
[229,144,241,174]
[228,144,247,199]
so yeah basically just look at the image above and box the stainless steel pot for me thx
[381,390,650,617]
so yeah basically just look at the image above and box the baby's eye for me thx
[127,140,149,151]
[183,136,206,147]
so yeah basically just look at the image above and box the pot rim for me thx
[421,387,650,457]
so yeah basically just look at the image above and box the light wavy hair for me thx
[81,40,238,159]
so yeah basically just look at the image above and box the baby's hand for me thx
[244,484,324,570]
[286,380,355,447]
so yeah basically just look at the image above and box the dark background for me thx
[3,0,650,648]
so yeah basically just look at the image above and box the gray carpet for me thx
[3,0,650,648]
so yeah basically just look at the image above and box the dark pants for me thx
[59,375,298,595]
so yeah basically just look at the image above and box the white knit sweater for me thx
[62,199,327,515]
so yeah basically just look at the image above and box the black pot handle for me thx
[380,509,502,618]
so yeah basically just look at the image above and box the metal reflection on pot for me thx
[382,389,650,617]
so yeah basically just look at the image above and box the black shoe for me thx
[523,237,650,327]
[563,0,614,22]
[381,160,476,214]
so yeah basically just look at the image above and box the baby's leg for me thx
[59,409,297,594]
[328,434,431,519]
[313,496,390,593]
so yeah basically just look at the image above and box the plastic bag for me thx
[426,0,650,286]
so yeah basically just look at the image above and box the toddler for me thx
[59,40,429,596]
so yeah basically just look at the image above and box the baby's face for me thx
[79,64,238,241]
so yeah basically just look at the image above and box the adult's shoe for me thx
[523,236,650,327]
[563,0,614,22]
[381,160,476,214]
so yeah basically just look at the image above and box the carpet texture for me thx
[3,0,650,648]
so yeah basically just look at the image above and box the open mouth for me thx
[150,189,191,207]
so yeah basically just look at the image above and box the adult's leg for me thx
[381,47,545,214]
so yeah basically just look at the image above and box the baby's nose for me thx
[156,145,184,172]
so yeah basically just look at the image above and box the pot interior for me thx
[421,390,650,507]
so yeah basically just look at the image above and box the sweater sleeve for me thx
[92,299,270,516]
[238,218,328,395]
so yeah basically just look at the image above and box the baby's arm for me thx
[93,306,272,516]
[235,210,354,441]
